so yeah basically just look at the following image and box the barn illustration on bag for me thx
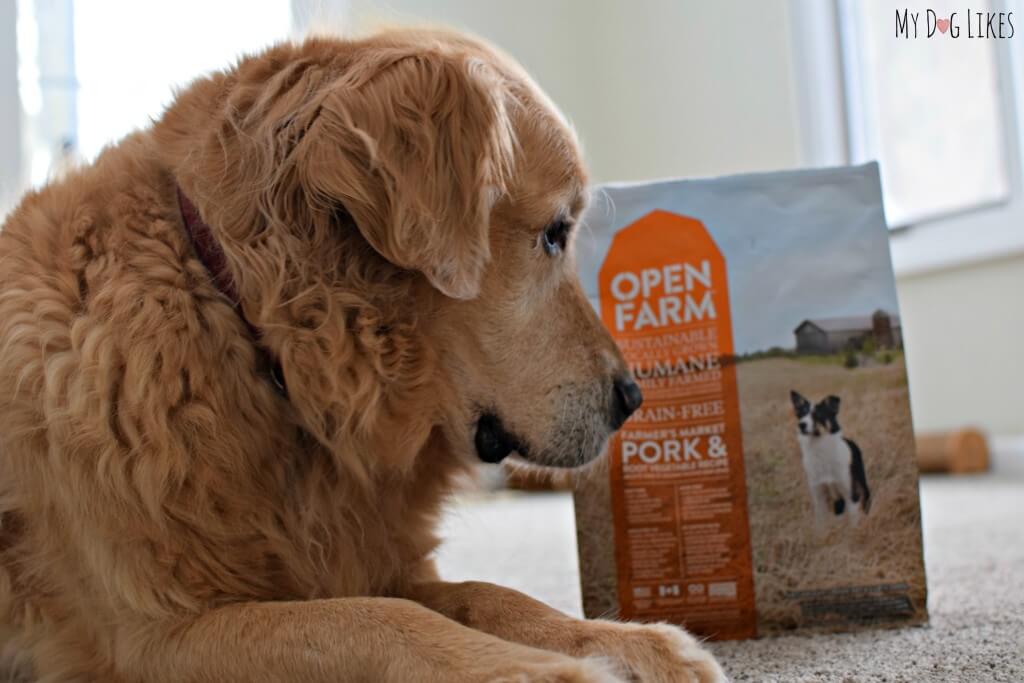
[793,309,902,354]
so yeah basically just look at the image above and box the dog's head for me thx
[790,391,841,437]
[163,30,639,470]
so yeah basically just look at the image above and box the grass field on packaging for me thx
[737,356,928,632]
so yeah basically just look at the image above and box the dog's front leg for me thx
[811,483,831,532]
[407,581,726,683]
[119,597,623,682]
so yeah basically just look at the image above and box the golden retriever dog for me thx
[0,29,725,682]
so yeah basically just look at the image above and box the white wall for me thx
[898,255,1024,436]
[569,1,805,182]
[345,0,803,182]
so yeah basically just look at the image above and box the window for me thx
[16,0,293,188]
[791,0,1024,275]
[840,0,1012,227]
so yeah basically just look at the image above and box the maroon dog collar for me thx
[177,187,287,397]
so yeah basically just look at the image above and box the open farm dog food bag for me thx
[573,163,928,639]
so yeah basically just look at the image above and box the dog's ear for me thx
[825,395,841,413]
[790,390,808,412]
[301,49,516,299]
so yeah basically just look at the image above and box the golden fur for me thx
[0,29,724,682]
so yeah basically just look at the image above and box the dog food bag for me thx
[572,163,927,639]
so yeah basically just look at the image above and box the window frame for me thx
[790,0,1024,277]
[0,1,23,219]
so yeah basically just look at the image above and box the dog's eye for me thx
[541,219,571,255]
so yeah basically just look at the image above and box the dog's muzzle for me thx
[474,413,523,463]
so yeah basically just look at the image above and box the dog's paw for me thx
[493,655,627,683]
[579,621,727,683]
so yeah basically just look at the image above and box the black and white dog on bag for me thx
[790,391,872,527]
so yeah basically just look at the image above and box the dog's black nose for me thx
[610,376,643,429]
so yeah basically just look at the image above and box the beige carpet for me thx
[436,473,1024,682]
